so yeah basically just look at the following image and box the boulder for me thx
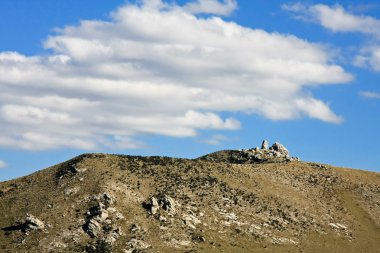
[25,214,44,231]
[151,197,160,215]
[271,142,289,156]
[160,195,176,214]
[144,195,177,215]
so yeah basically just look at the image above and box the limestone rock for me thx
[145,195,176,215]
[261,140,269,150]
[150,196,160,215]
[25,214,44,231]
[160,195,176,214]
[201,140,300,164]
[89,202,109,221]
[271,142,289,156]
[85,219,102,238]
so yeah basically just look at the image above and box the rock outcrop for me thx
[83,192,123,251]
[144,194,177,216]
[201,140,300,164]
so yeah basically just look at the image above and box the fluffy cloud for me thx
[0,160,6,169]
[283,3,380,37]
[0,0,352,150]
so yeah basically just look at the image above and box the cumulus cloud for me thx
[0,160,6,169]
[283,3,380,37]
[360,91,380,99]
[0,0,352,150]
[183,0,237,16]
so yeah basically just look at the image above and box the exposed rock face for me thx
[160,195,176,214]
[82,192,123,251]
[25,214,44,231]
[85,219,102,238]
[145,196,160,215]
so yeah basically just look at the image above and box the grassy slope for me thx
[0,154,379,253]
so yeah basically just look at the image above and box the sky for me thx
[1,0,380,181]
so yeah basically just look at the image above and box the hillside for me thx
[1,142,379,253]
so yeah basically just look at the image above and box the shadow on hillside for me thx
[1,223,28,232]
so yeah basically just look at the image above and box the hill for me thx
[1,142,379,252]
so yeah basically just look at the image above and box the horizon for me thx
[1,0,380,181]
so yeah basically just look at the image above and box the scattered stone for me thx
[64,187,80,196]
[159,215,168,222]
[86,238,113,253]
[329,222,347,230]
[130,224,141,233]
[125,239,151,253]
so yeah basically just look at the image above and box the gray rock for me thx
[151,197,159,215]
[160,195,176,214]
[103,192,114,206]
[130,224,141,233]
[25,214,44,231]
[85,219,102,238]
[89,202,109,221]
[261,140,269,150]
[271,142,289,156]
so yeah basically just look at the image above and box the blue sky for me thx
[1,0,380,181]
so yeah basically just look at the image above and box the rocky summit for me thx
[200,140,300,164]
[0,141,379,253]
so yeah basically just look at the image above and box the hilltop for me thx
[0,141,379,252]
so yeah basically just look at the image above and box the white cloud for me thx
[0,160,6,169]
[183,0,237,16]
[0,0,352,150]
[360,91,380,99]
[283,3,380,37]
[355,46,380,71]
[284,3,380,72]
